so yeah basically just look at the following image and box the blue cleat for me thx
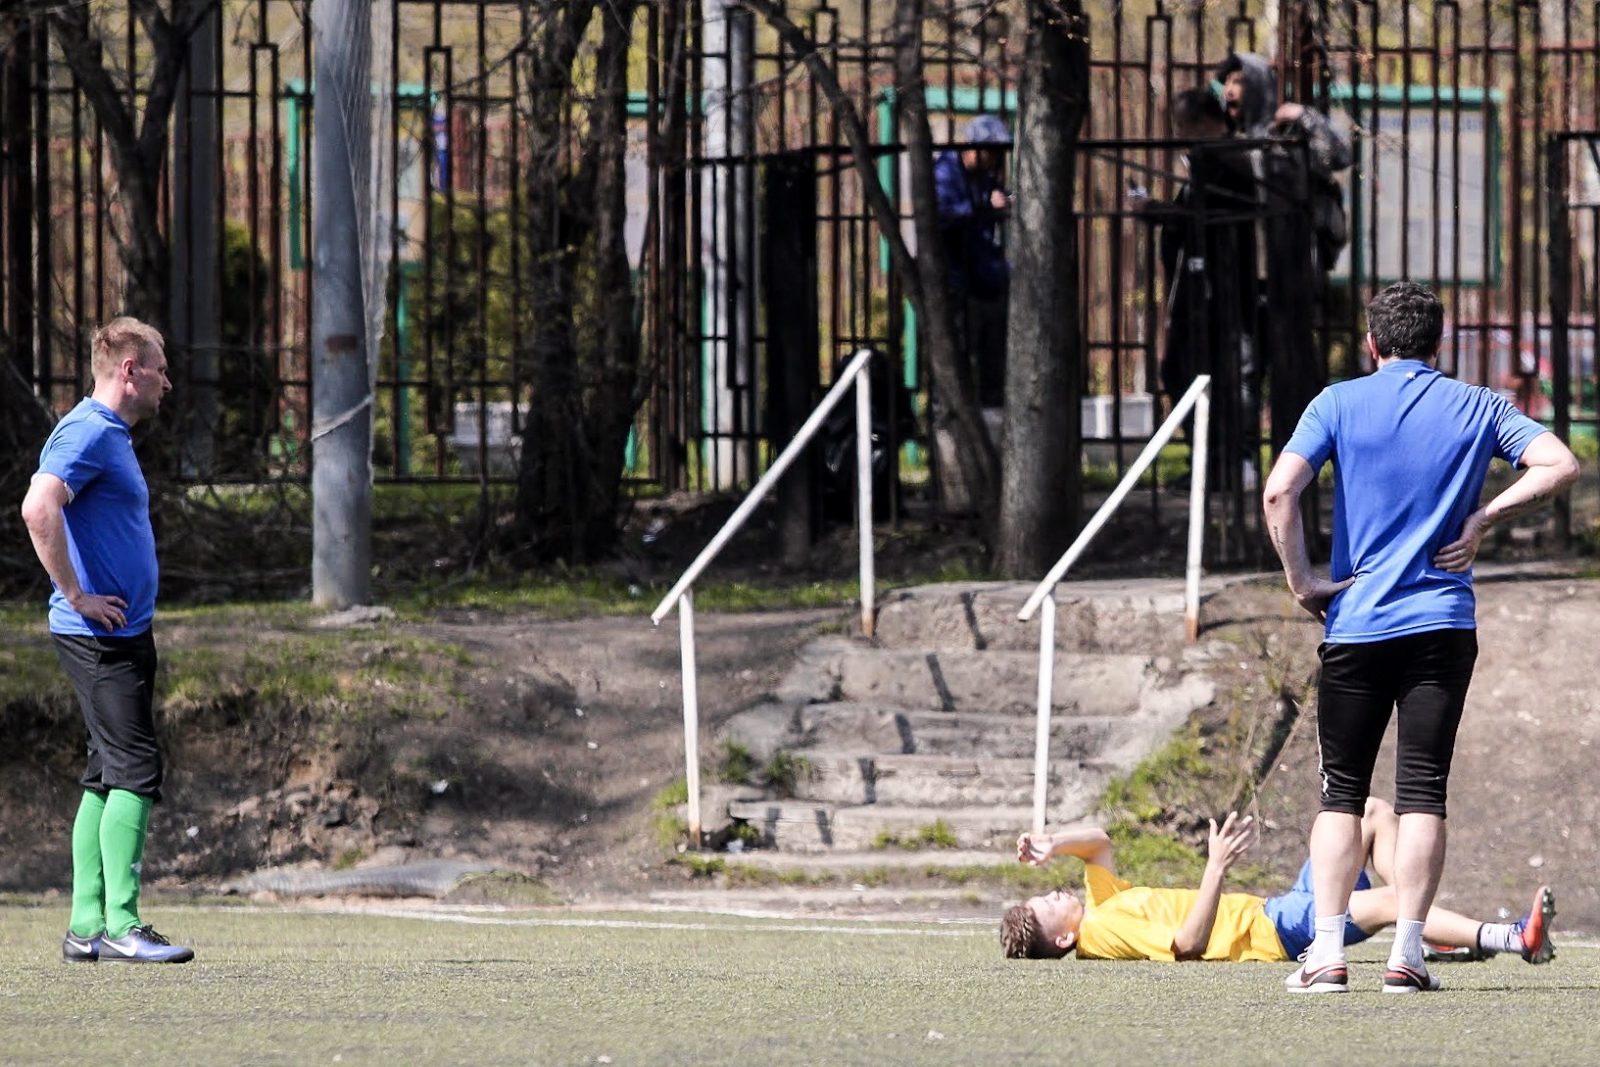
[98,925,194,964]
[62,931,102,963]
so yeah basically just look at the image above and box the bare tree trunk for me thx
[892,0,999,529]
[579,0,644,550]
[997,0,1089,577]
[48,0,210,335]
[0,346,52,589]
[512,0,643,562]
[739,0,998,528]
[514,1,596,559]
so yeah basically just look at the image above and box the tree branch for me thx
[735,0,924,311]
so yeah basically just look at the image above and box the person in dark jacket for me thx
[933,113,1012,410]
[1134,88,1257,487]
[1218,51,1353,461]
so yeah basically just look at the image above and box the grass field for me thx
[1,902,1598,1067]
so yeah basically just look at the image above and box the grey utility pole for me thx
[310,0,374,608]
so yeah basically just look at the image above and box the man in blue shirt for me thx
[20,316,193,964]
[1262,281,1578,994]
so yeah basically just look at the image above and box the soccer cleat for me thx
[1382,961,1441,993]
[1423,941,1495,963]
[1515,885,1557,965]
[62,931,102,963]
[1284,960,1349,993]
[98,925,194,964]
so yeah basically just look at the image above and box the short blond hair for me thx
[91,317,165,381]
[1001,901,1068,960]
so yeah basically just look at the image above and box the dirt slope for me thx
[3,572,1596,935]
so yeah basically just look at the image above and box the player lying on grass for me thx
[1000,798,1554,989]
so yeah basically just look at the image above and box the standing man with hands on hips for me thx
[20,316,194,964]
[1262,281,1578,994]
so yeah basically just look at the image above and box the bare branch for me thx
[735,0,925,311]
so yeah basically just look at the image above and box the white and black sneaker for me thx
[1284,959,1349,993]
[1382,961,1441,993]
[99,925,194,964]
[62,931,102,963]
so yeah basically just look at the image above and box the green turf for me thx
[0,902,1595,1066]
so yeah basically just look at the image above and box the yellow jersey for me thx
[1075,864,1289,962]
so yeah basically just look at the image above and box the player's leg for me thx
[79,633,191,964]
[1361,797,1398,885]
[1350,883,1556,965]
[1286,641,1396,993]
[1383,629,1476,992]
[53,634,114,962]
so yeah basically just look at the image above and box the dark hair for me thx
[1171,88,1226,130]
[1365,281,1444,362]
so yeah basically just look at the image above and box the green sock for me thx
[69,790,109,937]
[100,789,153,939]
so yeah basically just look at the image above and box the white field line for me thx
[325,906,988,937]
[192,903,990,937]
[178,904,1600,949]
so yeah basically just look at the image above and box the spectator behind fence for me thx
[1218,51,1353,460]
[1132,87,1257,487]
[933,113,1013,411]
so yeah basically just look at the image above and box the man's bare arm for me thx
[20,474,127,631]
[1262,453,1353,621]
[1016,826,1114,874]
[1171,812,1256,959]
[1434,432,1582,573]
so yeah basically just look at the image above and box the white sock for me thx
[1477,921,1519,954]
[1389,918,1427,969]
[1305,915,1347,968]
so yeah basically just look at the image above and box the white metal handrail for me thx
[652,345,878,848]
[1017,374,1212,835]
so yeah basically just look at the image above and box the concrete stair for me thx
[707,578,1227,861]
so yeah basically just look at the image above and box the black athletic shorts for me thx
[1315,628,1477,818]
[52,630,163,800]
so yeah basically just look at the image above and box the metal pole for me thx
[856,370,875,638]
[679,590,703,850]
[1031,593,1056,836]
[1018,374,1211,622]
[1185,384,1211,643]
[651,346,874,624]
[311,0,373,608]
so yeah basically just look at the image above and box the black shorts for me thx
[52,631,163,800]
[1315,628,1477,817]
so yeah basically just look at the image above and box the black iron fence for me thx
[1,1,1596,543]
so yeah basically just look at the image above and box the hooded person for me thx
[1216,51,1353,464]
[933,113,1013,410]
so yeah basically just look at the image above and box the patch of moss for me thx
[1099,727,1213,822]
[871,819,960,851]
[651,779,689,810]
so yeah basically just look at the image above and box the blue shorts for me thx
[1262,859,1373,960]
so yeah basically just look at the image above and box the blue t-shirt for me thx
[34,398,159,637]
[1283,360,1548,642]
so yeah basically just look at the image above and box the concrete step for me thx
[793,750,1116,809]
[826,804,1034,852]
[771,701,1145,757]
[726,798,841,851]
[836,648,1153,715]
[901,711,1136,759]
[870,579,1201,654]
[724,800,1072,854]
